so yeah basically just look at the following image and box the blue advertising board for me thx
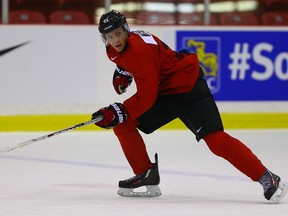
[176,29,288,101]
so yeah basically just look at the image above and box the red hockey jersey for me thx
[106,30,200,120]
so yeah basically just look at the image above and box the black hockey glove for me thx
[113,65,133,95]
[92,103,128,129]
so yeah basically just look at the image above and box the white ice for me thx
[0,129,288,216]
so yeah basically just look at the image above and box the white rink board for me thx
[0,25,288,115]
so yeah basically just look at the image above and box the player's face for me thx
[105,27,128,52]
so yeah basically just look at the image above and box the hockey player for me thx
[92,9,287,202]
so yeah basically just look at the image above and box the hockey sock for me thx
[203,131,266,181]
[113,117,152,175]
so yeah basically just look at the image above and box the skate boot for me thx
[259,169,288,203]
[117,153,162,197]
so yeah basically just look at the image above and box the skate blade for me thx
[117,185,162,197]
[270,181,288,203]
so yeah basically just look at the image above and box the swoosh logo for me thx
[0,41,30,57]
[196,126,202,133]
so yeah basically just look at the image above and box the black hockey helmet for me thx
[98,10,129,35]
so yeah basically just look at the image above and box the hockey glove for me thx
[177,48,190,54]
[92,103,127,129]
[113,65,133,95]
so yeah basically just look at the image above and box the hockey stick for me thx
[0,115,103,154]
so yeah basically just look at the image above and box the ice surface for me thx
[0,130,287,216]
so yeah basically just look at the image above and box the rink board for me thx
[0,113,288,131]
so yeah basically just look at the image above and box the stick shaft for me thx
[0,116,103,154]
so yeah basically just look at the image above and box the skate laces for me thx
[125,173,146,183]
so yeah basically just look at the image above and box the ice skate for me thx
[259,169,288,203]
[117,153,162,197]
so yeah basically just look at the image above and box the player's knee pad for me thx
[113,117,138,136]
[203,130,235,157]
